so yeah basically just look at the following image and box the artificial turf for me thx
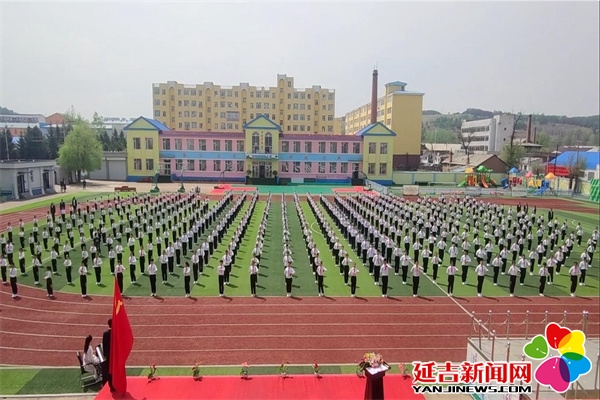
[4,193,599,298]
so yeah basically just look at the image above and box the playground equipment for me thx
[458,166,497,188]
[534,180,550,195]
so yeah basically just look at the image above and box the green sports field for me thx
[3,191,599,298]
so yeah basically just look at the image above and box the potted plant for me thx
[240,362,249,379]
[148,363,158,381]
[313,363,321,378]
[279,362,288,378]
[192,362,202,380]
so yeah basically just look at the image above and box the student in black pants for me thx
[446,264,457,296]
[283,262,294,298]
[349,263,359,297]
[115,262,125,294]
[9,264,18,298]
[507,263,519,297]
[44,266,53,297]
[538,263,549,297]
[380,263,390,297]
[217,261,225,297]
[183,262,191,298]
[147,260,157,297]
[79,264,88,298]
[316,263,326,297]
[411,262,421,297]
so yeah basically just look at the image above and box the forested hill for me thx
[422,109,599,147]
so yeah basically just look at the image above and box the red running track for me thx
[0,284,598,368]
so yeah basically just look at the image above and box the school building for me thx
[124,115,397,185]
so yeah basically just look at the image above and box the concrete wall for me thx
[392,171,506,186]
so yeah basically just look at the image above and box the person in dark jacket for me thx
[101,319,114,391]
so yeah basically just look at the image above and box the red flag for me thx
[109,278,134,394]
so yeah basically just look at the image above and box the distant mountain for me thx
[0,106,17,115]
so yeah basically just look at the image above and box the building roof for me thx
[354,122,396,137]
[386,81,407,86]
[442,153,507,169]
[243,114,281,131]
[550,151,599,170]
[124,117,171,132]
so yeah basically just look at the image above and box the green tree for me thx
[17,126,48,159]
[58,122,102,182]
[501,143,526,169]
[45,125,62,159]
[535,132,551,148]
[100,131,111,151]
[118,130,126,150]
[0,127,17,160]
[110,128,119,151]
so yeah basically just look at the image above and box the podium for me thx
[364,364,389,400]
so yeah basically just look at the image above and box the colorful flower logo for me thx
[523,323,592,393]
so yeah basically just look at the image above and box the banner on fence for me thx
[403,185,419,196]
[511,187,528,197]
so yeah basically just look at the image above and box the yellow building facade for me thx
[243,115,281,178]
[152,74,336,134]
[124,117,165,178]
[356,122,396,182]
[342,81,423,169]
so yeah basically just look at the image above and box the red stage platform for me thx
[96,374,422,400]
[332,186,378,195]
[210,184,257,195]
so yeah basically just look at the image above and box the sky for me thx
[1,1,599,120]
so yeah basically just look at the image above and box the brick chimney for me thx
[526,114,532,143]
[371,69,378,125]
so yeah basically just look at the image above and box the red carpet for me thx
[96,374,423,400]
[333,186,379,195]
[210,184,257,195]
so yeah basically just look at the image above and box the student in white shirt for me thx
[410,262,422,297]
[82,335,100,380]
[380,262,391,297]
[446,263,458,297]
[249,260,260,297]
[283,262,295,298]
[538,263,549,296]
[115,262,125,294]
[159,251,168,284]
[400,253,412,284]
[183,262,191,297]
[491,254,502,286]
[316,262,327,297]
[568,262,581,297]
[147,259,158,297]
[578,260,588,286]
[79,263,88,298]
[474,262,488,297]
[349,263,359,297]
[217,261,226,297]
[517,256,530,286]
[431,254,441,282]
[507,263,520,297]
[460,251,471,285]
[9,263,18,298]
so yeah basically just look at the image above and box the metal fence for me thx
[469,310,599,400]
